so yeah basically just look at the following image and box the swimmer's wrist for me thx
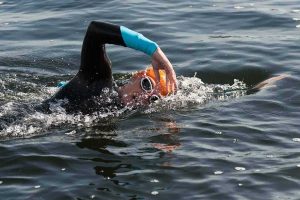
[152,47,169,65]
[120,26,158,56]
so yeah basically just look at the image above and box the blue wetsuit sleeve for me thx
[120,26,158,56]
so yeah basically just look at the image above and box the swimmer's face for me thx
[118,72,161,107]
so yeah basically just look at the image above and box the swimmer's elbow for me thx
[87,21,98,34]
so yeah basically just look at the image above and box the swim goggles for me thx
[140,77,160,103]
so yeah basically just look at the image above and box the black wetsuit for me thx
[41,21,158,113]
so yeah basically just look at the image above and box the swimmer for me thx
[42,21,177,113]
[40,21,287,114]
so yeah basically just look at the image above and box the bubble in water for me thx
[151,191,159,195]
[235,167,246,171]
[34,185,41,189]
[150,179,159,183]
[238,183,243,186]
[61,168,66,171]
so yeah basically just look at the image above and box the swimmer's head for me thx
[118,66,172,107]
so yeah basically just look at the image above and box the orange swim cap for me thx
[133,66,171,96]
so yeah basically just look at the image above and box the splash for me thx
[145,75,247,112]
[0,73,247,139]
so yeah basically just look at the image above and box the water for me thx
[1,0,300,199]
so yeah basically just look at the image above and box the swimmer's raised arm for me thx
[80,21,177,92]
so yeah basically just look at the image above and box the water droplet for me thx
[151,191,159,195]
[90,195,95,199]
[34,185,41,189]
[292,138,300,142]
[215,131,222,135]
[238,183,243,186]
[150,179,159,183]
[235,167,246,171]
[214,171,223,175]
[61,168,66,171]
[65,130,76,135]
[107,177,110,180]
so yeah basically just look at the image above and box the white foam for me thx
[145,77,246,113]
[235,167,246,171]
[292,138,300,142]
[214,171,223,175]
[65,130,76,135]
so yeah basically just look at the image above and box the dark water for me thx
[1,0,300,199]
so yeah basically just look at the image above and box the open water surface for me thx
[0,0,300,199]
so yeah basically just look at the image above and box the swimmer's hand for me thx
[151,47,178,94]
